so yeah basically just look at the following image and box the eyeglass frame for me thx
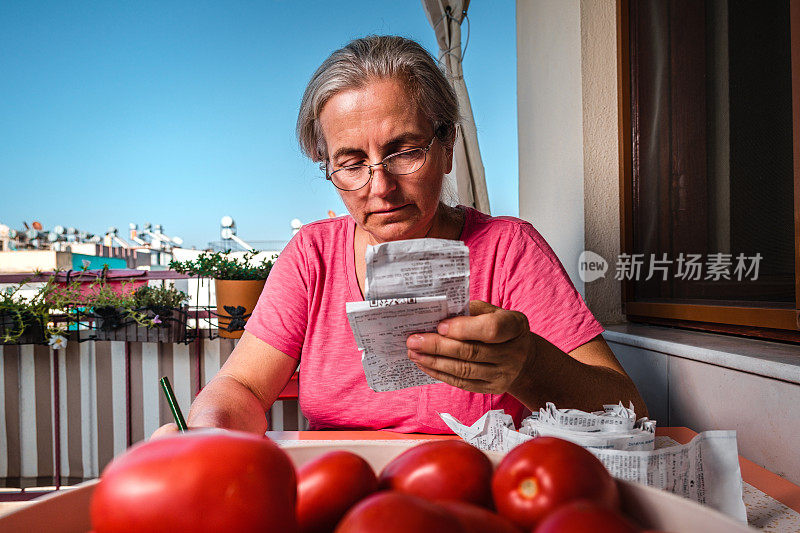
[322,135,438,191]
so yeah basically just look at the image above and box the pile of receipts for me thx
[522,402,657,451]
[440,405,747,522]
[346,238,470,392]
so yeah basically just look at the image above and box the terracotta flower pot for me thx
[214,279,267,339]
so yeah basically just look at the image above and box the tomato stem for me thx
[519,477,538,499]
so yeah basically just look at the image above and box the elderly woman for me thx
[154,35,644,438]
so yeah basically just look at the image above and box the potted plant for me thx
[1,276,71,346]
[128,285,190,343]
[84,282,189,343]
[0,288,47,344]
[169,251,274,339]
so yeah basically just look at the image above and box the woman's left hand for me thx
[406,300,536,395]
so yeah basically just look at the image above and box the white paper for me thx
[347,296,447,391]
[519,402,657,451]
[593,431,746,522]
[440,407,747,523]
[348,238,470,392]
[364,238,470,316]
[440,410,533,451]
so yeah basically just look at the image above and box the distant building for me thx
[0,218,292,273]
[0,245,134,273]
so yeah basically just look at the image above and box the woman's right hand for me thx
[150,423,182,440]
[147,333,298,441]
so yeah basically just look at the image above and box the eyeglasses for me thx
[323,136,437,191]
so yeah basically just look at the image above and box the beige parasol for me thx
[421,0,491,214]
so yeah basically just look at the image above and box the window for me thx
[618,0,800,342]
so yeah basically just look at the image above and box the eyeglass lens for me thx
[330,148,427,191]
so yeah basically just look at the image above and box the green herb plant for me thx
[169,251,275,280]
[83,281,188,329]
[0,269,191,343]
[0,273,73,343]
[132,285,189,309]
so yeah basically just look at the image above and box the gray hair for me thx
[296,35,459,162]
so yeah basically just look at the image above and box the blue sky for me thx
[0,1,517,249]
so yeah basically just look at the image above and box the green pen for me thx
[160,376,188,432]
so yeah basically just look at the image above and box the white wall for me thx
[0,250,70,272]
[579,0,624,323]
[517,0,586,295]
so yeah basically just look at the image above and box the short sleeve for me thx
[502,224,604,353]
[244,232,310,359]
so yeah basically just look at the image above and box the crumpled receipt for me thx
[439,405,747,523]
[442,403,656,452]
[363,237,470,316]
[347,238,470,392]
[520,402,657,451]
[440,410,534,452]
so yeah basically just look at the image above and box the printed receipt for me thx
[346,238,470,392]
[440,406,747,522]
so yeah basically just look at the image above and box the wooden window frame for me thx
[616,0,800,343]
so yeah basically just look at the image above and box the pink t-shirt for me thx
[246,207,604,433]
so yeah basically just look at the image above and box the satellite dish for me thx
[30,239,40,247]
[221,228,234,239]
[26,229,39,239]
[220,216,234,228]
[155,224,163,232]
[327,210,336,218]
[66,227,77,235]
[32,221,43,230]
[144,223,152,230]
[290,219,302,230]
[173,236,184,246]
[9,229,18,238]
[78,231,88,240]
[129,223,138,230]
[90,235,102,243]
[47,232,59,242]
[54,225,65,235]
[108,226,118,235]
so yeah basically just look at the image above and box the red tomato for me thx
[334,492,464,533]
[296,451,378,533]
[534,500,640,533]
[492,437,619,530]
[378,440,493,507]
[437,500,523,533]
[90,430,297,533]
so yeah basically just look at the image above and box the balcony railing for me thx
[0,270,305,489]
